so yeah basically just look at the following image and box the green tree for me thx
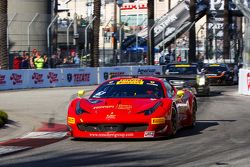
[0,0,8,69]
[91,0,101,67]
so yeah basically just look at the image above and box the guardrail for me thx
[0,66,162,90]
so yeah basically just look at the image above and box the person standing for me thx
[43,54,49,68]
[13,53,22,69]
[34,52,44,69]
[177,55,182,62]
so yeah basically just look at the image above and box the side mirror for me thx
[177,90,184,98]
[77,90,85,98]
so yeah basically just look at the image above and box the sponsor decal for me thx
[137,68,156,75]
[89,133,134,138]
[67,73,72,82]
[210,0,224,10]
[93,105,114,109]
[67,117,75,124]
[151,117,166,125]
[106,112,116,120]
[73,73,90,83]
[32,72,44,84]
[247,73,250,91]
[0,74,6,85]
[10,73,23,85]
[154,15,178,37]
[175,64,191,67]
[209,64,220,67]
[120,3,147,10]
[117,78,144,85]
[144,131,155,138]
[117,104,132,110]
[47,72,59,83]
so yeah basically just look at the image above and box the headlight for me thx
[197,76,205,86]
[76,101,86,115]
[144,102,162,115]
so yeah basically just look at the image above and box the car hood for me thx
[80,98,163,115]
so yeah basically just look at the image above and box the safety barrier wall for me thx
[0,65,163,91]
[238,69,250,95]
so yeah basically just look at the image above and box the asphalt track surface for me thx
[1,85,250,167]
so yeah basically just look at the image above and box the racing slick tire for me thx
[170,106,178,136]
[190,101,197,128]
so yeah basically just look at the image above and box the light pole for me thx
[113,0,118,66]
[196,24,205,56]
[210,11,217,61]
[117,0,123,65]
[103,18,112,66]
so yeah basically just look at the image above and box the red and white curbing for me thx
[0,122,69,156]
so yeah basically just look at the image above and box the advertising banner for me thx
[0,70,12,90]
[62,68,98,87]
[98,66,131,84]
[28,69,63,88]
[9,70,29,89]
[131,66,163,76]
[238,69,250,95]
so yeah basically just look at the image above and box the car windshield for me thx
[90,79,164,99]
[205,66,227,74]
[166,66,197,75]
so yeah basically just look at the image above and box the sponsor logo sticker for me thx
[47,72,59,83]
[151,117,165,124]
[10,73,23,85]
[106,112,116,120]
[67,117,75,124]
[144,131,155,138]
[116,79,144,85]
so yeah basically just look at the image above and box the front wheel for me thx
[190,101,197,128]
[170,107,178,136]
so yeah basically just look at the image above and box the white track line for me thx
[21,132,68,139]
[0,146,31,156]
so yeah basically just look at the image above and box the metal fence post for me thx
[27,13,39,54]
[7,13,17,51]
[85,16,96,55]
[67,20,74,56]
[47,15,59,68]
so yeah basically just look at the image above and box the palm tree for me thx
[0,0,8,69]
[147,0,154,65]
[223,0,230,60]
[91,0,101,67]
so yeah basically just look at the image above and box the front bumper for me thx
[67,119,170,139]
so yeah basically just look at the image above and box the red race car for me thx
[67,76,197,139]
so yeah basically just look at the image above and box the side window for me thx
[164,80,175,98]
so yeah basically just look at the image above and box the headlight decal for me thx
[76,101,88,115]
[144,101,162,115]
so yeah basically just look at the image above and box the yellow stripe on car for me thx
[151,117,166,124]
